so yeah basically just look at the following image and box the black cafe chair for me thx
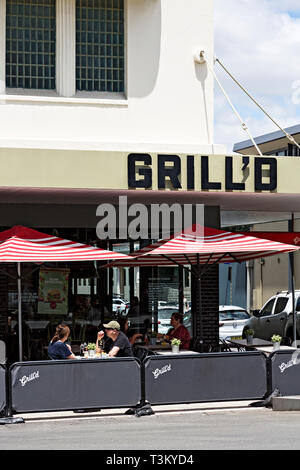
[218,338,232,352]
[133,346,156,363]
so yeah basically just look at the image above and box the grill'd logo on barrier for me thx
[19,371,40,387]
[278,349,300,374]
[152,364,172,379]
[278,359,298,374]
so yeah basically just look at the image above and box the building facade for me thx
[0,0,225,360]
[233,124,300,312]
[1,1,300,361]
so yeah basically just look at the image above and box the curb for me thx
[10,400,262,423]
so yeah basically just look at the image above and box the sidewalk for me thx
[14,400,261,423]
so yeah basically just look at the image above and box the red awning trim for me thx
[241,232,300,246]
[0,225,132,262]
[102,225,299,268]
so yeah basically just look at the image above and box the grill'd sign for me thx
[19,371,40,387]
[128,154,277,191]
[152,364,172,379]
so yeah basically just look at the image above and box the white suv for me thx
[243,290,300,343]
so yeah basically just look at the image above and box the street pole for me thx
[17,262,22,362]
[288,216,297,346]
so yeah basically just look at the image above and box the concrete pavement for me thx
[10,400,262,423]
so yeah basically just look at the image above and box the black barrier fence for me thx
[143,352,268,405]
[0,365,6,413]
[4,350,300,417]
[9,358,141,414]
[268,350,300,396]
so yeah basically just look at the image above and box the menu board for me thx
[38,268,70,315]
[148,277,179,310]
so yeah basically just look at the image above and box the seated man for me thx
[160,312,191,350]
[96,320,133,357]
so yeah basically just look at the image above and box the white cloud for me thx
[214,0,300,151]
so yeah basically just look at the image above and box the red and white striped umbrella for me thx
[0,225,131,262]
[103,225,300,268]
[0,226,132,362]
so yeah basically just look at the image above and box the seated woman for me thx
[48,324,76,360]
[159,312,191,350]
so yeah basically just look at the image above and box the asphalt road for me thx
[1,408,300,451]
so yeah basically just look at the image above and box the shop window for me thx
[76,0,124,92]
[6,0,56,90]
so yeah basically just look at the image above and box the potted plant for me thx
[87,342,96,357]
[271,334,282,351]
[171,338,181,353]
[245,329,254,345]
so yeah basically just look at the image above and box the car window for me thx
[296,297,300,312]
[260,299,275,317]
[219,310,250,321]
[158,309,179,319]
[273,297,288,314]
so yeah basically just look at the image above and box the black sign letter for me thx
[128,153,152,188]
[187,156,195,190]
[201,156,222,190]
[225,156,245,190]
[255,157,277,191]
[158,155,182,189]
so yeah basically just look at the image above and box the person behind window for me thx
[159,312,191,350]
[48,324,76,360]
[128,296,140,318]
[85,295,102,342]
[117,315,143,345]
[96,320,133,357]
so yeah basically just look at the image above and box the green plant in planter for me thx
[271,335,282,343]
[87,342,96,350]
[245,329,254,337]
[171,338,181,346]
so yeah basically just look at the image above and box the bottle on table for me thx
[97,338,104,352]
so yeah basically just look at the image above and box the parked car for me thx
[242,291,300,344]
[128,304,191,335]
[219,305,250,341]
[157,305,179,334]
[112,298,128,316]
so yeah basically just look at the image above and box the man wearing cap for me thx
[96,320,133,357]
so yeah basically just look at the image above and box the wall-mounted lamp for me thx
[193,49,206,64]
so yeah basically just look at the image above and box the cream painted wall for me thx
[252,220,300,309]
[0,0,224,154]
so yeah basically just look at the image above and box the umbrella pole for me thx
[17,262,23,362]
[196,255,203,353]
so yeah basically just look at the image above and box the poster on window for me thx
[38,268,70,315]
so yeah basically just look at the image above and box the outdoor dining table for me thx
[75,354,114,359]
[154,350,201,355]
[254,345,297,355]
[228,338,274,351]
[142,342,172,351]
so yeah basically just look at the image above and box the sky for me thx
[214,0,300,152]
